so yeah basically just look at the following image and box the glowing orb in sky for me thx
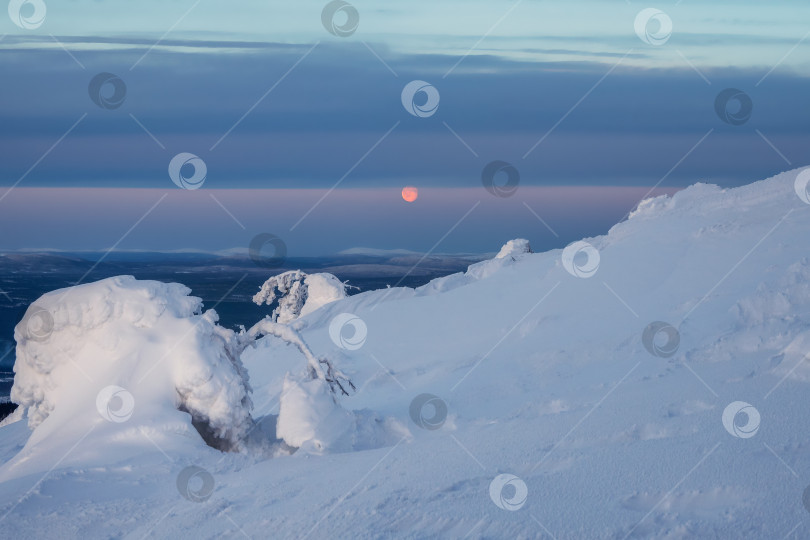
[401,186,418,202]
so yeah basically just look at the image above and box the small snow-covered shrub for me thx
[247,268,360,452]
[253,270,347,323]
[245,317,355,398]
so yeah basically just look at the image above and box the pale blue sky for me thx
[4,0,809,70]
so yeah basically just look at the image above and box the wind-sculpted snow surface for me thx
[2,169,810,538]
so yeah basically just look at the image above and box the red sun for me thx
[401,186,418,202]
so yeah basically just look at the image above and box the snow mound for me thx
[495,238,532,259]
[626,183,722,221]
[274,375,409,454]
[276,375,354,452]
[415,238,534,295]
[245,318,403,453]
[253,270,346,323]
[11,276,252,454]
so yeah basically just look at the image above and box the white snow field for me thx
[2,167,810,539]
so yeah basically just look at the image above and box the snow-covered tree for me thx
[247,270,360,451]
[10,276,355,456]
[241,318,355,397]
[253,270,348,323]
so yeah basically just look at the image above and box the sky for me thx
[0,0,808,255]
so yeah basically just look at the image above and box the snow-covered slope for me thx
[1,168,810,539]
